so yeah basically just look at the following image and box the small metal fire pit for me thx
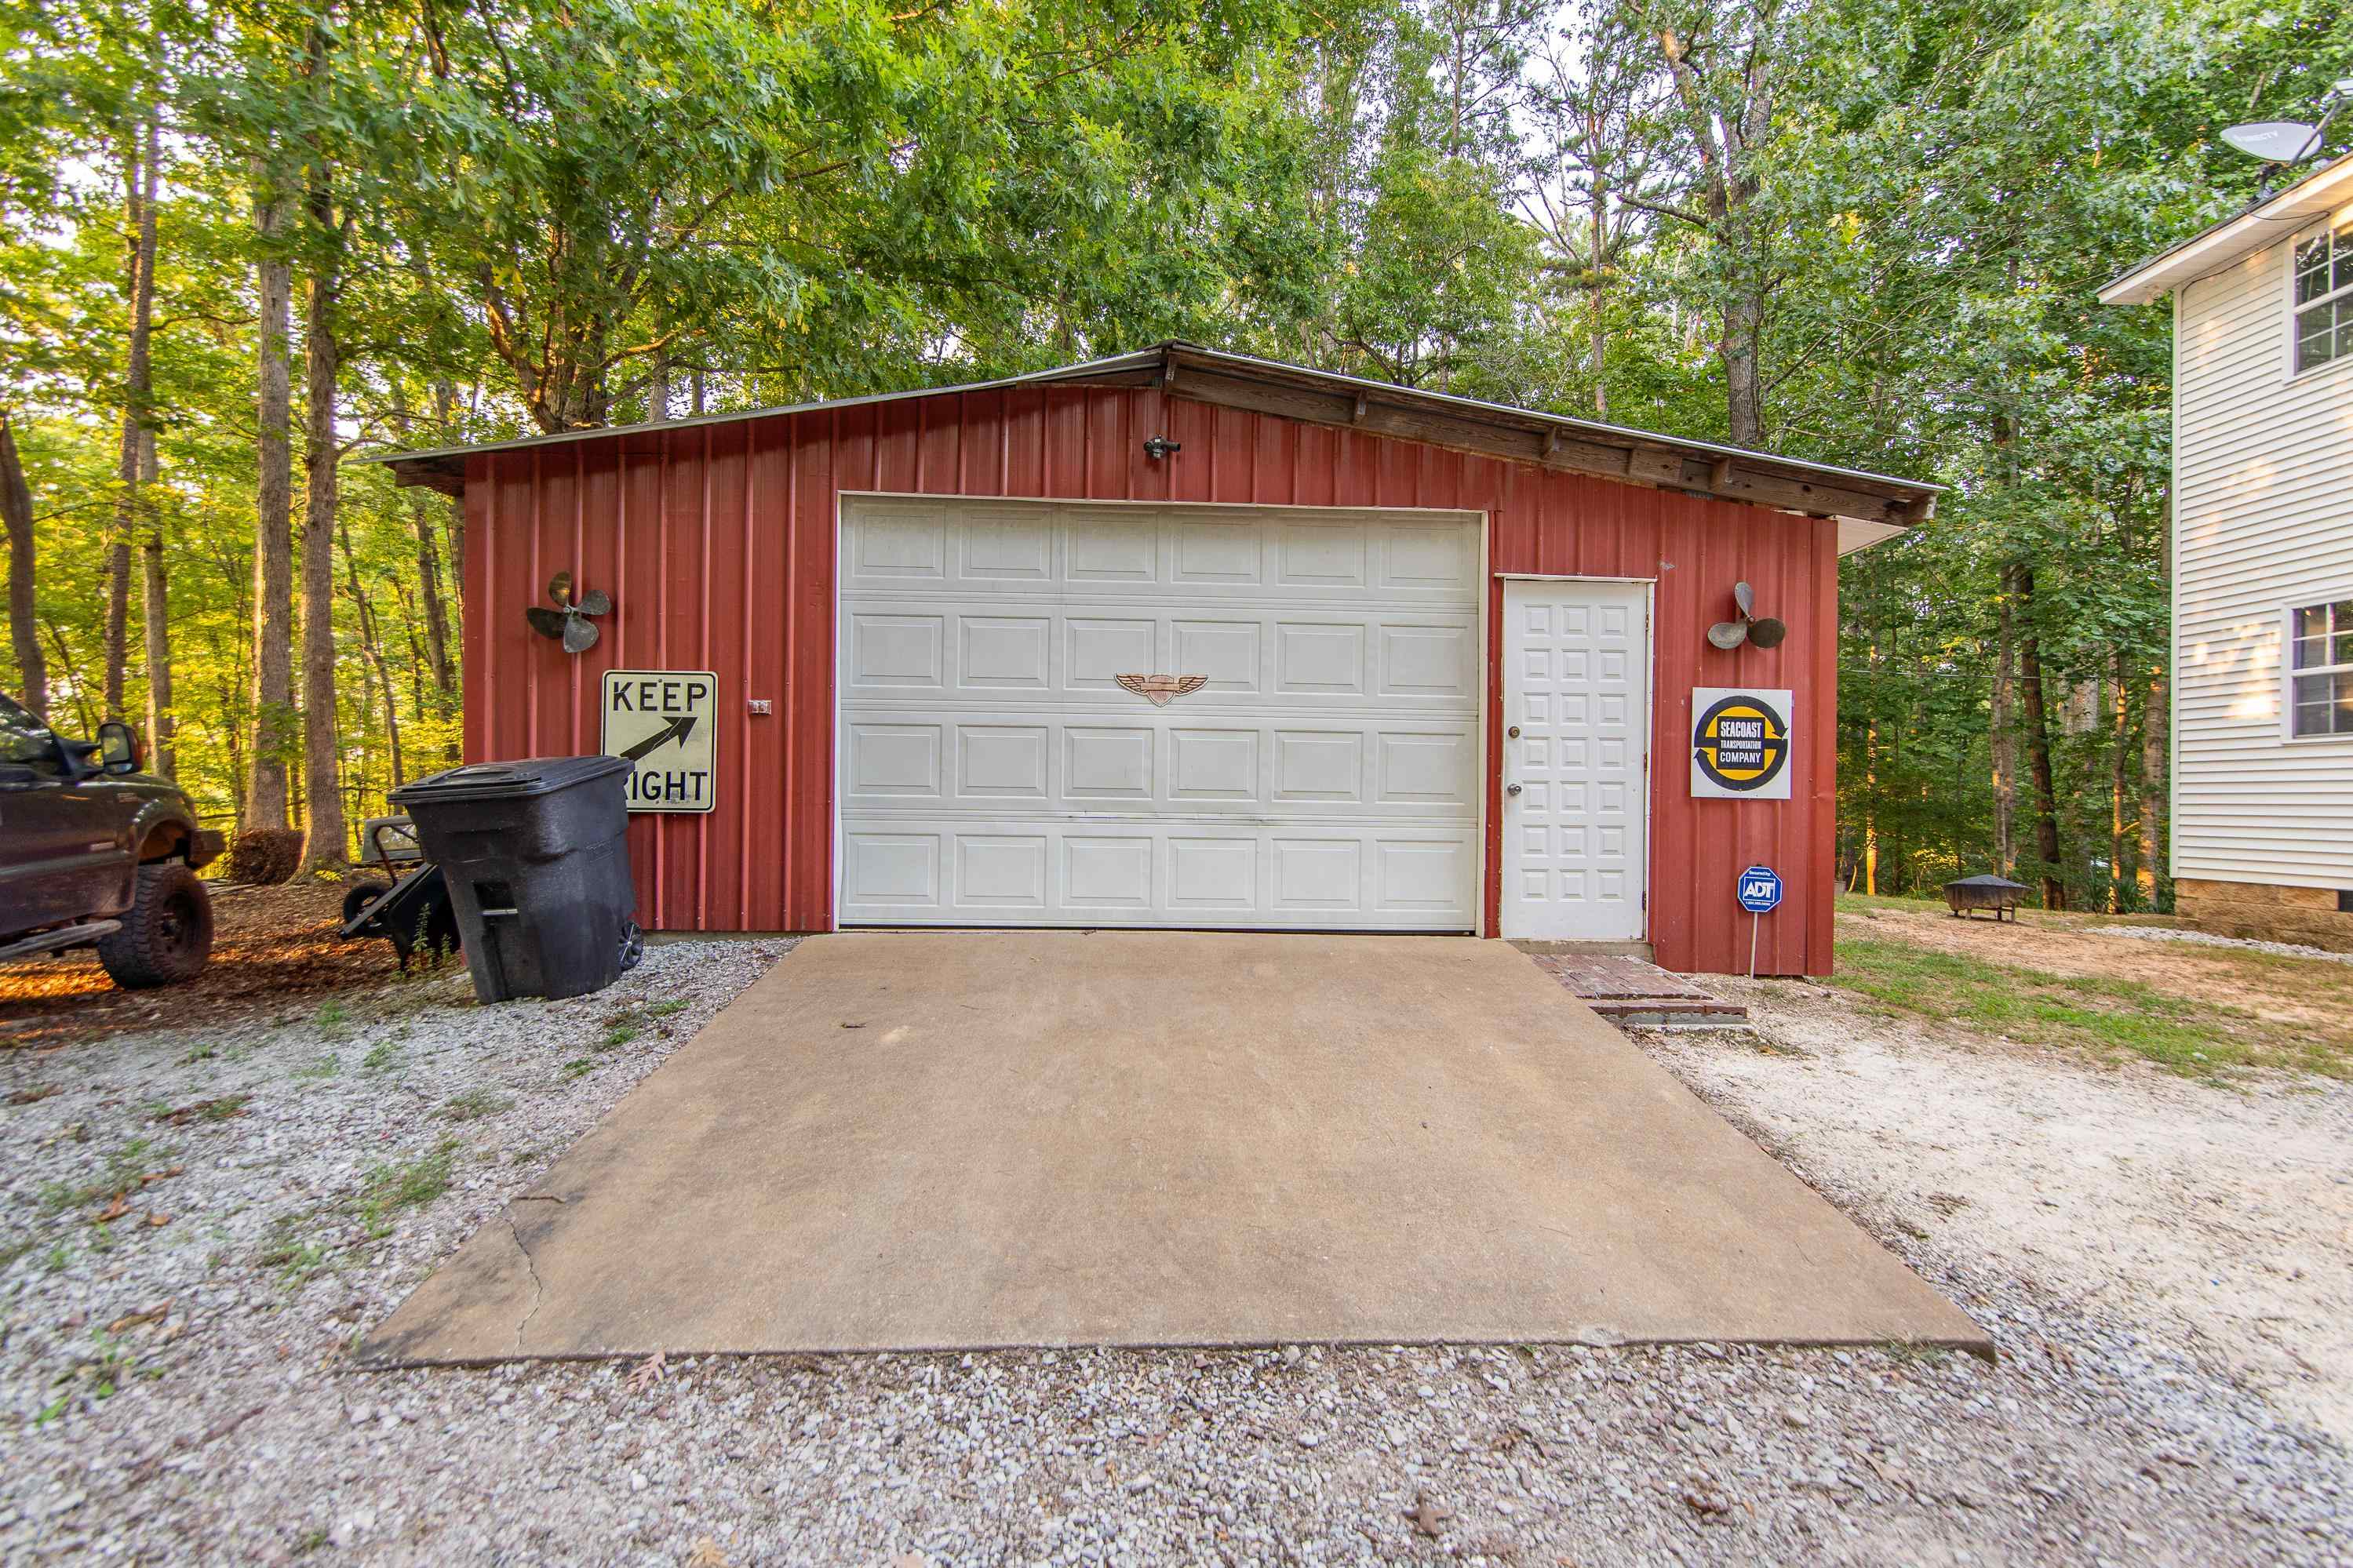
[1943,873,2029,921]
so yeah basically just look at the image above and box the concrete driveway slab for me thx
[361,933,1985,1362]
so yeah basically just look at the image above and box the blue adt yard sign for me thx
[1737,864,1782,976]
[1736,865,1783,914]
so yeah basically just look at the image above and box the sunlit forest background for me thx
[5,0,2348,904]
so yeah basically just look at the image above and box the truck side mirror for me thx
[96,720,140,774]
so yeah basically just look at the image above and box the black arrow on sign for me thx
[621,714,697,762]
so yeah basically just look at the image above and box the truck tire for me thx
[97,863,215,989]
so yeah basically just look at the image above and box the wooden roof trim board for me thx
[369,340,1940,535]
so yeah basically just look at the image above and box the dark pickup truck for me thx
[0,692,224,988]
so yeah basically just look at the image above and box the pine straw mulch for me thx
[0,880,446,1051]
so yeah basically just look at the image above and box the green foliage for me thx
[356,1137,460,1233]
[4,0,2342,884]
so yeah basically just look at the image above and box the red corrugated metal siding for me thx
[461,384,1841,973]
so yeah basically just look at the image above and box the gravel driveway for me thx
[4,940,2349,1566]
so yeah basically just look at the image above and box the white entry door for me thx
[1500,579,1649,940]
[836,499,1484,930]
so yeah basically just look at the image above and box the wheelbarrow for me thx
[339,816,460,970]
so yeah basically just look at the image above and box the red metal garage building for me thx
[382,343,1935,975]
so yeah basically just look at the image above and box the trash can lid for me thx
[391,755,633,805]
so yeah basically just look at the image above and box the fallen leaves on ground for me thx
[1405,1490,1452,1537]
[0,882,435,1050]
[683,1538,734,1568]
[628,1350,667,1394]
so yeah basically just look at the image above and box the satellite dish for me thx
[1707,620,1750,650]
[2220,121,2320,162]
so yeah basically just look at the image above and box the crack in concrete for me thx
[504,1208,548,1353]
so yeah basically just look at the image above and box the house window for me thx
[2293,220,2353,373]
[2290,602,2353,737]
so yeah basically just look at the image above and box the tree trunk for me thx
[45,619,97,737]
[1991,605,2016,875]
[1723,283,1764,448]
[250,177,297,828]
[0,410,43,719]
[339,522,404,791]
[433,379,464,591]
[388,380,457,697]
[647,359,670,422]
[298,141,348,873]
[105,118,160,722]
[2139,500,2171,908]
[1589,108,1608,419]
[139,420,174,776]
[409,493,455,695]
[2111,653,2129,912]
[2007,560,2065,908]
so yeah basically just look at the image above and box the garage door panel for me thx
[1276,623,1368,695]
[846,723,943,799]
[1271,838,1364,911]
[1273,730,1364,802]
[1172,619,1262,692]
[958,505,1054,580]
[1173,520,1265,584]
[835,820,1479,929]
[1066,618,1160,689]
[955,726,1047,800]
[956,835,1048,908]
[1169,837,1258,909]
[959,617,1051,689]
[1379,523,1477,591]
[1169,728,1260,801]
[1379,624,1476,698]
[1065,835,1154,908]
[840,501,1480,931]
[1065,727,1156,799]
[849,613,946,689]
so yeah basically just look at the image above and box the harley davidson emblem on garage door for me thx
[1115,674,1208,706]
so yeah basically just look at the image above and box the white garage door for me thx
[836,499,1483,930]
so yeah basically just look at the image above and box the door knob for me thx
[1506,725,1521,739]
[1506,782,1522,796]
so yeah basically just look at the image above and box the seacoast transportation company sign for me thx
[1689,687,1793,800]
[602,670,718,813]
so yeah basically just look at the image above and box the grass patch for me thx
[293,1051,341,1082]
[360,1039,401,1073]
[560,1057,596,1079]
[437,1088,512,1122]
[357,1137,461,1235]
[257,1212,340,1287]
[1831,937,2307,1076]
[313,999,351,1041]
[644,999,689,1018]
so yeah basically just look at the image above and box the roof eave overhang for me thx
[2099,154,2353,306]
[375,341,1939,531]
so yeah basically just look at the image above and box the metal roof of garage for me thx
[373,340,1940,534]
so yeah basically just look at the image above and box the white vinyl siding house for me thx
[2104,153,2353,944]
[2171,222,2353,890]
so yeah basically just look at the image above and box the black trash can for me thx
[391,756,642,1003]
